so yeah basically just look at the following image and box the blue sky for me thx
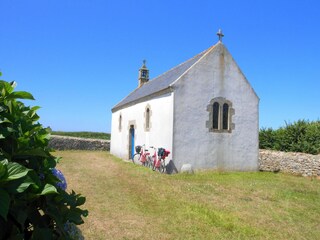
[1,0,319,133]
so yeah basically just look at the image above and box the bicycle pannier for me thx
[135,145,142,154]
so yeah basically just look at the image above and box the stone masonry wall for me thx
[48,137,319,177]
[259,149,320,177]
[49,135,110,151]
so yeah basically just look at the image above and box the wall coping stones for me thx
[49,135,110,151]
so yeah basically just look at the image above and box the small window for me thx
[144,105,151,131]
[146,108,150,129]
[212,102,220,129]
[119,114,122,131]
[222,103,229,130]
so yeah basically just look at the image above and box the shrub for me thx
[259,127,277,150]
[0,76,87,239]
[259,120,320,155]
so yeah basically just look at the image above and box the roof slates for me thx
[112,45,214,111]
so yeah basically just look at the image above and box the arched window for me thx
[206,97,234,133]
[146,108,150,129]
[119,114,122,131]
[144,105,151,131]
[222,103,229,130]
[212,102,220,129]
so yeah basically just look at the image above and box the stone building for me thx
[111,31,259,172]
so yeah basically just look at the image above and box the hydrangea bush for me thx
[0,76,87,239]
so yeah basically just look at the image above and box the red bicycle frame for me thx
[139,145,150,166]
[153,148,170,172]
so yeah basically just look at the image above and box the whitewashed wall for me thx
[111,92,174,160]
[172,43,259,171]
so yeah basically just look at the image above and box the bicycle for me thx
[131,145,141,164]
[147,146,157,170]
[153,147,170,173]
[132,144,150,166]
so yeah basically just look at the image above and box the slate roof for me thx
[112,44,216,112]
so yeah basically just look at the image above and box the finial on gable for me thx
[217,29,224,42]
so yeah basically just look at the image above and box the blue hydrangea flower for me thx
[64,221,84,240]
[51,168,67,190]
[39,173,45,180]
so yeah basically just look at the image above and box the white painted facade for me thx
[172,44,259,171]
[111,41,259,172]
[111,92,174,160]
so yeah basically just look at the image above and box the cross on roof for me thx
[217,29,224,42]
[141,59,147,68]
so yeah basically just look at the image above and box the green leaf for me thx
[0,118,11,124]
[15,148,50,158]
[40,184,58,195]
[67,207,88,224]
[0,125,14,139]
[15,176,38,193]
[0,189,10,220]
[44,157,57,169]
[6,162,31,181]
[8,91,35,100]
[4,176,34,194]
[31,106,41,111]
[0,80,14,95]
[76,196,86,206]
[0,160,8,180]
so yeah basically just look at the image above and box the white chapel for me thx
[111,30,259,172]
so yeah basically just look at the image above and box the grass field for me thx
[56,151,320,240]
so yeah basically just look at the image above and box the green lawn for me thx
[56,151,320,240]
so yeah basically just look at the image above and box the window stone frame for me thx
[206,97,235,133]
[144,104,152,132]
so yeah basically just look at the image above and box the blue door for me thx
[129,126,135,159]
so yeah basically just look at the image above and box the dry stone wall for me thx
[49,135,110,151]
[259,149,320,177]
[48,137,319,177]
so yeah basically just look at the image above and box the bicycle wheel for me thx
[132,153,141,164]
[147,156,154,169]
[160,161,166,173]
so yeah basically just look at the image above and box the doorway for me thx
[129,125,135,159]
